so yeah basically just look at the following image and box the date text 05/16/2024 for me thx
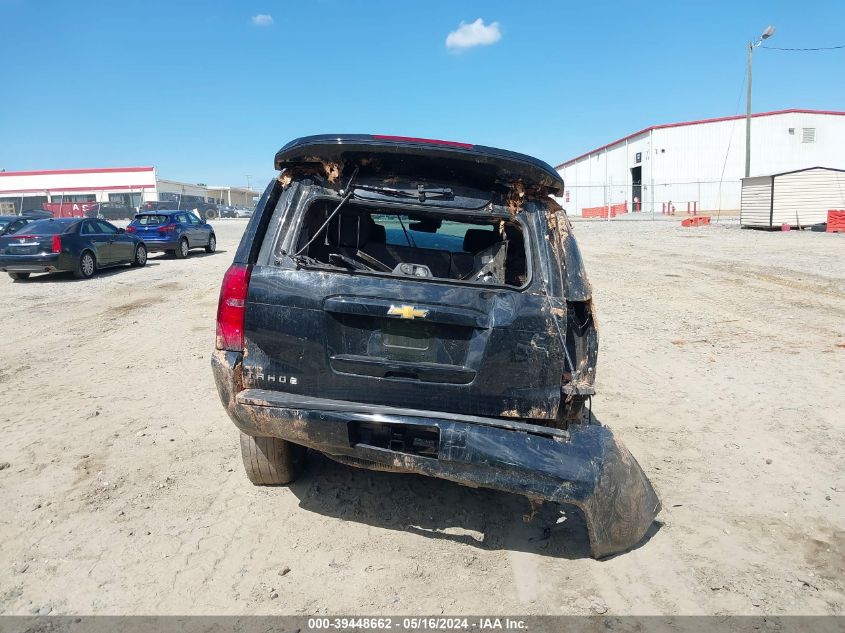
[306,618,527,630]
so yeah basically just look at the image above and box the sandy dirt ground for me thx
[0,217,842,616]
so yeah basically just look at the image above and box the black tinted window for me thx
[17,220,76,235]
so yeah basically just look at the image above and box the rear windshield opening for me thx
[293,201,527,287]
[134,214,168,225]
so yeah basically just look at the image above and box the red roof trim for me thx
[0,166,155,177]
[0,184,156,194]
[555,109,845,169]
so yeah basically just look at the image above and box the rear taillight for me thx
[159,224,178,232]
[51,235,61,253]
[126,225,137,233]
[216,264,252,351]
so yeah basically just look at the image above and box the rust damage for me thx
[277,159,342,186]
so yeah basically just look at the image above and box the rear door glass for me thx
[95,220,118,234]
[80,221,100,235]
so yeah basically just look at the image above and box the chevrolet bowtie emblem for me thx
[387,305,429,320]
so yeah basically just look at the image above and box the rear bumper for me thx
[212,350,661,558]
[0,253,61,273]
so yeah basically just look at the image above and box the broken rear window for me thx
[290,200,528,287]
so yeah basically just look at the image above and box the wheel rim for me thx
[137,246,147,265]
[180,240,188,256]
[82,253,94,276]
[209,236,216,251]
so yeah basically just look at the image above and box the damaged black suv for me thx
[212,134,660,557]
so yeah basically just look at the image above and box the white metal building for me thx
[740,167,845,228]
[0,166,257,213]
[555,109,845,218]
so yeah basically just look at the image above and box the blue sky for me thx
[1,0,843,188]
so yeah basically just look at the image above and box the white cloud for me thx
[251,14,274,27]
[445,18,501,51]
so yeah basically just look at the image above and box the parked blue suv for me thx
[127,210,216,258]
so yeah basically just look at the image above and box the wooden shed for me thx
[740,167,845,228]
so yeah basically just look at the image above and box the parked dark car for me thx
[0,217,147,280]
[126,210,215,258]
[212,135,661,558]
[219,206,253,218]
[0,215,37,236]
[86,203,136,221]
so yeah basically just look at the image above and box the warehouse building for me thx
[554,109,845,218]
[0,166,257,214]
[740,167,845,228]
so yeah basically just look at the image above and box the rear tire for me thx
[239,431,306,485]
[131,244,147,267]
[74,251,96,279]
[8,272,30,281]
[205,234,216,253]
[174,238,189,259]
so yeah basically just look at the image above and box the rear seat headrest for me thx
[369,219,386,243]
[329,214,372,248]
[463,228,499,253]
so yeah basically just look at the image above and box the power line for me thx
[761,44,845,51]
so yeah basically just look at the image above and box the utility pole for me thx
[745,25,775,178]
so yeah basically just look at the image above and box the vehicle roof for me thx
[274,134,565,196]
[135,210,182,215]
[28,217,79,224]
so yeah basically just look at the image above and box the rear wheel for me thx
[205,234,216,253]
[74,251,96,279]
[174,238,189,259]
[131,244,147,267]
[239,431,306,485]
[8,272,30,281]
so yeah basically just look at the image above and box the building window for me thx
[51,194,96,203]
[802,128,816,143]
[1,195,48,212]
[788,128,795,135]
[108,192,142,208]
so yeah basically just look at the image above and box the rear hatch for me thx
[240,136,567,421]
[274,134,565,196]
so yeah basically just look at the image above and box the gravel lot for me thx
[0,217,842,615]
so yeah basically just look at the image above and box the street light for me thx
[746,25,776,177]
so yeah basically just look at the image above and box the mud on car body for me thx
[212,134,660,558]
